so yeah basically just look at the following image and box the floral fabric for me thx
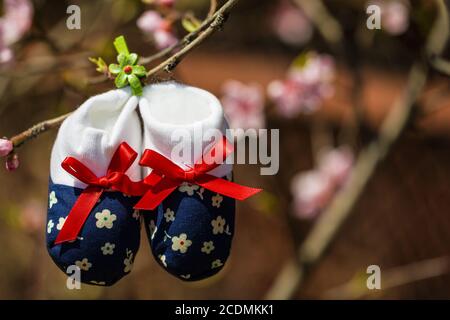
[46,180,141,286]
[143,179,235,281]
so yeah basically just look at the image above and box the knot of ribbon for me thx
[134,137,262,211]
[54,142,147,245]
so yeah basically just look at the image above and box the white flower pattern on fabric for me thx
[95,209,117,229]
[47,220,54,234]
[49,191,58,209]
[132,210,140,220]
[101,242,115,255]
[211,259,223,269]
[211,216,226,235]
[159,254,167,267]
[178,182,199,196]
[149,220,157,239]
[201,241,215,254]
[123,249,134,273]
[75,258,92,271]
[212,194,223,208]
[171,233,192,253]
[164,208,175,222]
[180,274,191,279]
[56,217,66,230]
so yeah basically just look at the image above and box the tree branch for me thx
[293,0,343,48]
[265,0,449,300]
[430,56,450,76]
[146,0,237,76]
[7,0,239,150]
[10,113,72,148]
[139,0,235,65]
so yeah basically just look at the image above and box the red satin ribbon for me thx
[134,137,262,210]
[54,142,147,245]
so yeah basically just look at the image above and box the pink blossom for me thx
[291,146,354,220]
[268,52,335,118]
[20,199,45,234]
[5,153,19,171]
[318,147,354,188]
[0,138,13,157]
[137,11,164,33]
[291,170,334,219]
[221,80,265,130]
[272,1,312,46]
[382,1,410,35]
[0,0,33,64]
[0,47,13,64]
[153,29,178,50]
[368,0,410,35]
[137,10,178,49]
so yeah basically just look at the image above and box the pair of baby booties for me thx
[46,82,239,286]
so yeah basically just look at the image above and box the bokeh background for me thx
[0,0,450,299]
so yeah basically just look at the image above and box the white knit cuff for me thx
[139,82,232,178]
[50,88,142,188]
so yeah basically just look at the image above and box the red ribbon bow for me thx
[134,137,262,210]
[55,142,146,245]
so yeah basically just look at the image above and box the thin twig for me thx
[265,0,449,300]
[146,0,238,76]
[7,0,239,150]
[139,0,234,65]
[294,0,343,48]
[10,113,72,148]
[208,0,218,18]
[323,256,450,299]
[430,56,450,76]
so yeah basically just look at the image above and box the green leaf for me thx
[115,72,128,88]
[117,53,127,67]
[128,74,143,96]
[89,57,107,73]
[108,64,122,75]
[132,65,147,77]
[291,51,311,70]
[127,53,138,66]
[113,35,130,56]
[181,16,201,33]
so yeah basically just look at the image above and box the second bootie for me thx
[138,82,236,281]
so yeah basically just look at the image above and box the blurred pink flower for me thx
[268,52,335,118]
[291,170,334,219]
[137,11,164,33]
[272,1,312,46]
[382,1,410,35]
[221,80,265,130]
[20,199,46,235]
[368,0,410,35]
[291,146,354,220]
[0,47,13,64]
[153,29,178,49]
[137,10,178,49]
[0,0,33,64]
[318,147,354,188]
[5,153,19,171]
[0,138,13,157]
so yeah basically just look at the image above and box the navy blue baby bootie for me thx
[46,88,143,286]
[136,82,260,281]
[142,181,235,281]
